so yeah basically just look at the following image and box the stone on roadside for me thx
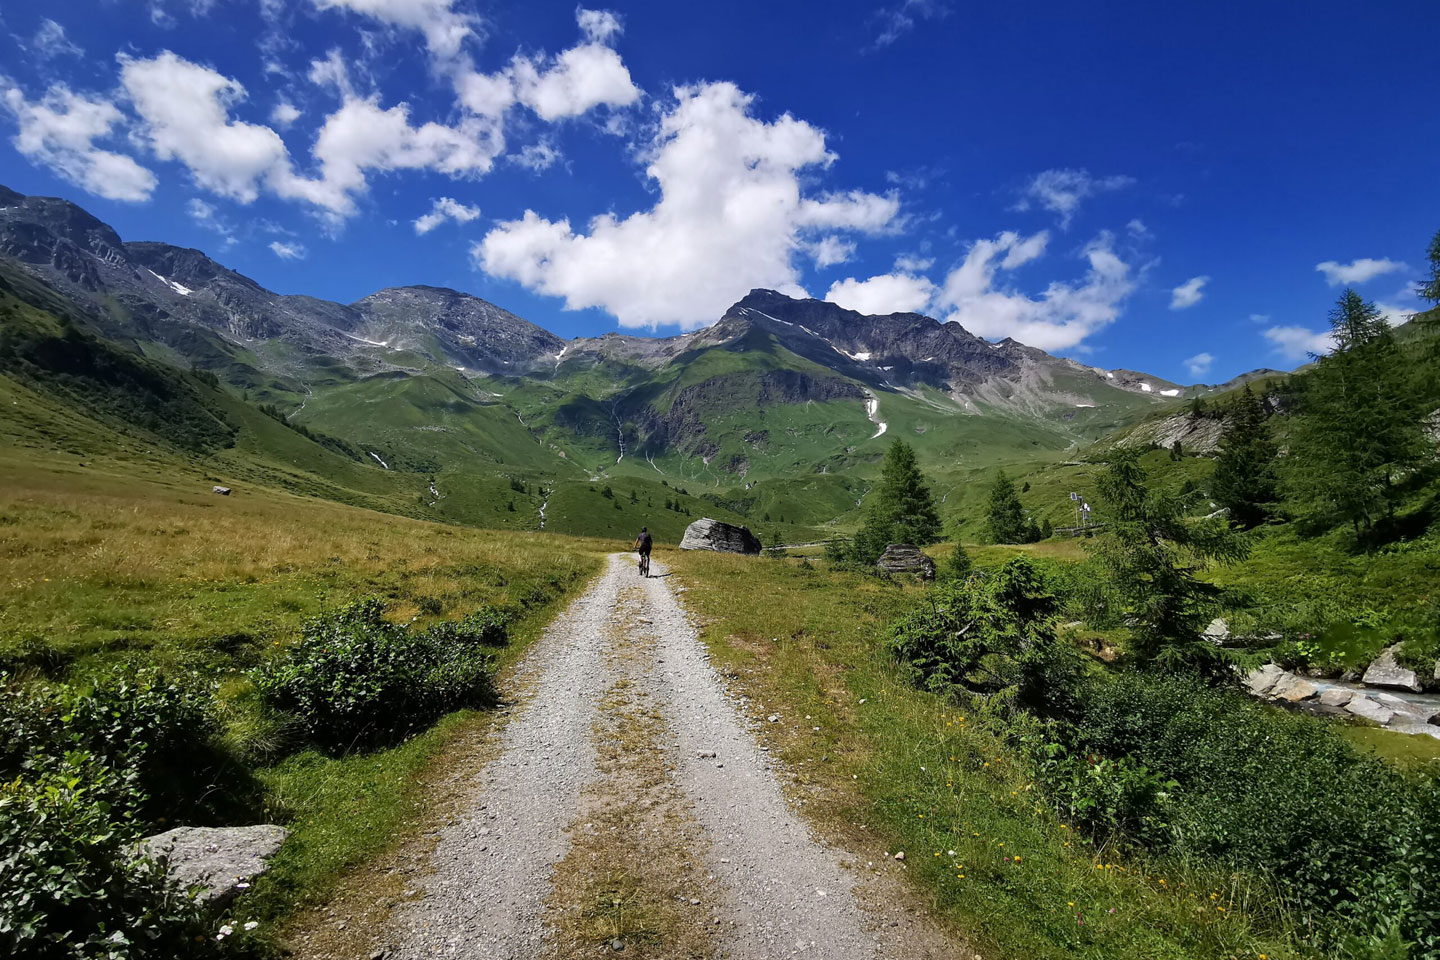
[678,518,762,554]
[138,824,288,904]
[1362,646,1421,692]
[1344,696,1396,726]
[874,544,936,581]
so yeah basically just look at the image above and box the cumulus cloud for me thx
[577,8,623,44]
[1170,275,1208,310]
[509,40,640,121]
[511,140,561,171]
[413,195,480,234]
[1264,325,1334,362]
[33,19,83,59]
[936,230,1135,352]
[271,101,302,127]
[1315,257,1405,286]
[1126,218,1150,240]
[807,235,855,268]
[120,51,289,202]
[269,239,307,259]
[1184,351,1214,378]
[1000,229,1048,269]
[826,272,936,315]
[311,0,478,59]
[476,82,900,330]
[1,83,156,202]
[1015,168,1134,228]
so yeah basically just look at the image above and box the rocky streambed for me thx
[1244,662,1440,739]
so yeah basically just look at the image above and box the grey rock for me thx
[1318,687,1355,707]
[212,485,231,496]
[1244,664,1287,698]
[678,518,761,554]
[137,825,288,904]
[1362,646,1421,692]
[1271,675,1319,702]
[1201,618,1230,644]
[1345,696,1397,725]
[874,543,936,581]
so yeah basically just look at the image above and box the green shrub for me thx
[1042,672,1440,953]
[254,598,501,749]
[887,558,1083,709]
[0,669,229,823]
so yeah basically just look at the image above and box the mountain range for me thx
[0,183,1286,537]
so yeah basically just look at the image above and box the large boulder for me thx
[678,518,761,554]
[1362,646,1422,693]
[138,825,288,904]
[875,543,936,581]
[1345,696,1396,726]
[1244,664,1287,698]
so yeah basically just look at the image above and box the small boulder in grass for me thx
[137,824,288,905]
[212,485,231,496]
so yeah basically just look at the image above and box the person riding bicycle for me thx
[633,526,653,576]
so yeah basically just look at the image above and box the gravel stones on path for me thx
[381,554,958,960]
[389,556,623,959]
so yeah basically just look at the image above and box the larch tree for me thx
[854,439,942,563]
[1210,385,1279,529]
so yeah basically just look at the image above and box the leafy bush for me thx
[254,598,502,749]
[0,669,226,823]
[1041,672,1440,954]
[887,558,1083,709]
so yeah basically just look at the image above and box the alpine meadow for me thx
[2,3,1439,960]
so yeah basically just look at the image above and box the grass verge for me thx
[666,551,1300,960]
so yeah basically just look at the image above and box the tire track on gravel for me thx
[390,556,623,960]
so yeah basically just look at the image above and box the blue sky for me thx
[0,0,1436,383]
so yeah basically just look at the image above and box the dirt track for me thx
[379,553,960,959]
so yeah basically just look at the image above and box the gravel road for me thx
[388,553,957,960]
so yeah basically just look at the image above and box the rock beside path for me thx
[138,825,288,903]
[875,544,935,581]
[679,518,761,554]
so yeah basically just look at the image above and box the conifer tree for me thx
[853,439,942,563]
[1417,227,1440,304]
[985,470,1027,543]
[940,541,973,580]
[1284,290,1430,540]
[1210,385,1279,528]
[1092,449,1245,679]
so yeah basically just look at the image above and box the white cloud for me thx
[870,0,950,48]
[510,41,640,122]
[1377,301,1417,326]
[936,230,1135,352]
[1126,218,1150,240]
[34,19,83,59]
[999,229,1048,269]
[269,239,307,259]
[1184,351,1214,378]
[826,272,936,315]
[1,83,156,202]
[1016,168,1134,228]
[576,8,623,44]
[1170,275,1208,310]
[1248,313,1270,324]
[413,195,480,234]
[807,235,855,268]
[894,253,934,272]
[1315,257,1405,286]
[1264,325,1334,362]
[120,51,289,202]
[511,140,561,171]
[271,101,302,127]
[476,82,899,330]
[311,0,477,60]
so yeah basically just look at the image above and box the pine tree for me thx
[1284,290,1430,541]
[985,470,1027,544]
[1092,449,1246,680]
[853,439,942,563]
[1210,385,1279,529]
[940,541,973,580]
[1417,227,1440,304]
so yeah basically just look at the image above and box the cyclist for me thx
[633,526,653,577]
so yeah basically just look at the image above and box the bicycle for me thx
[638,552,651,577]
